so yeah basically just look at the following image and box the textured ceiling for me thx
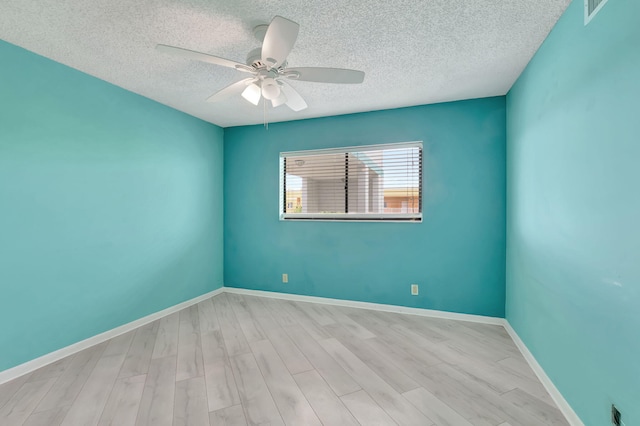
[0,0,570,127]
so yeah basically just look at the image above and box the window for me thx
[280,142,422,221]
[584,0,609,24]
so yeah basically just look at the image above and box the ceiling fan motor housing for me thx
[246,48,264,68]
[246,47,287,71]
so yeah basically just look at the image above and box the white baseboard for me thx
[0,284,583,426]
[503,322,584,426]
[225,287,581,425]
[0,287,224,385]
[222,287,505,325]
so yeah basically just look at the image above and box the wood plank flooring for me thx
[0,293,569,425]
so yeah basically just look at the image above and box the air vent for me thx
[585,0,609,24]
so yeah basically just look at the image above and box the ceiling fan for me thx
[156,16,365,112]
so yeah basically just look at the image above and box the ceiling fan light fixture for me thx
[261,78,281,100]
[241,83,261,105]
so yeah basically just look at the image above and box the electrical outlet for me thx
[282,273,288,283]
[611,405,621,426]
[411,284,419,295]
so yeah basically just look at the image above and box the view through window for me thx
[280,142,422,221]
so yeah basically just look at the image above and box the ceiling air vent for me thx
[585,0,609,24]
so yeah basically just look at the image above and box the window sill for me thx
[280,214,422,223]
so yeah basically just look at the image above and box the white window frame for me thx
[279,141,423,222]
[584,0,609,25]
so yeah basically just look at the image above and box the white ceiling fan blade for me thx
[285,67,365,84]
[206,78,257,103]
[271,91,288,108]
[156,44,254,73]
[280,82,307,111]
[261,16,299,68]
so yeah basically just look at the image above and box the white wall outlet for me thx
[282,273,288,283]
[411,284,419,295]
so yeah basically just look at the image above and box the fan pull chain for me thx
[263,97,269,130]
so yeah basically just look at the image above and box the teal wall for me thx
[224,98,506,317]
[506,0,640,424]
[0,41,224,371]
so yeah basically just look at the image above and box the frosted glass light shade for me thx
[241,83,261,105]
[261,78,281,100]
[271,92,287,107]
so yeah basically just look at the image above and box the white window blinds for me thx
[280,142,422,221]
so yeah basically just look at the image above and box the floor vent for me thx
[585,0,609,24]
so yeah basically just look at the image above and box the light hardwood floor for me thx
[0,293,569,425]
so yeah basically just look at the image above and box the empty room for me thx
[0,0,637,425]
